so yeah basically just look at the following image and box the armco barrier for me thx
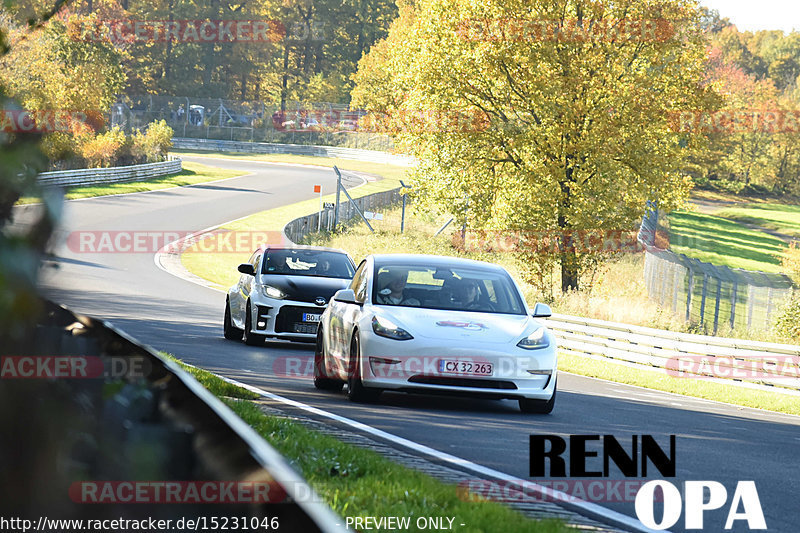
[283,187,402,243]
[38,157,183,189]
[544,313,800,395]
[0,299,345,531]
[172,137,416,167]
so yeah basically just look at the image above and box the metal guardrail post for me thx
[686,268,694,322]
[333,166,342,229]
[713,277,722,334]
[699,274,708,325]
[730,279,739,329]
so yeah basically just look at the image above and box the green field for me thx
[668,211,787,273]
[715,203,800,238]
[17,161,248,204]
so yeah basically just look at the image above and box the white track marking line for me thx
[217,374,663,533]
[153,164,367,286]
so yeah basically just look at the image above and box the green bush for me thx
[775,243,800,340]
[774,293,800,340]
[131,119,173,163]
[41,132,79,165]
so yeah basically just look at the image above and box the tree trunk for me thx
[280,44,289,113]
[559,164,579,292]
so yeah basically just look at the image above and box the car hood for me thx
[261,275,350,304]
[379,307,533,344]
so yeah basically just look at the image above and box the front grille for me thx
[408,375,518,390]
[275,306,322,334]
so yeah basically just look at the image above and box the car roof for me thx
[369,253,507,273]
[256,244,350,255]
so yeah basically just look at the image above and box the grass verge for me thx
[162,354,570,532]
[558,353,800,416]
[180,156,407,289]
[18,161,247,204]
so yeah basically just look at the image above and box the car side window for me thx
[350,261,368,303]
[252,253,262,271]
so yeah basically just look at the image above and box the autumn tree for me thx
[353,0,716,292]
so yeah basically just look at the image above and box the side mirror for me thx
[238,263,255,276]
[532,303,552,318]
[333,289,359,305]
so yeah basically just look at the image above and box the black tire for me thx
[519,381,556,414]
[346,333,380,403]
[314,327,344,391]
[223,299,243,341]
[243,301,266,346]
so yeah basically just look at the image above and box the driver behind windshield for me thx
[376,270,420,306]
[458,279,482,310]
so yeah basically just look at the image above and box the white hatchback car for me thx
[313,254,558,413]
[224,245,356,345]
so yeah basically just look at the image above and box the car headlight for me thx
[261,285,286,299]
[517,327,550,350]
[372,315,413,341]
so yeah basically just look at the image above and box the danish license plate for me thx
[438,360,493,376]
[302,313,322,323]
[292,323,318,334]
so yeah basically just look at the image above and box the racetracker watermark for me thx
[451,229,663,254]
[65,230,287,254]
[669,110,800,134]
[75,20,286,44]
[456,18,685,43]
[272,108,489,134]
[0,356,151,379]
[275,354,552,380]
[457,479,656,504]
[0,110,103,133]
[69,481,295,504]
[666,355,800,380]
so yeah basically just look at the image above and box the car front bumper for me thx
[250,296,327,341]
[358,334,558,400]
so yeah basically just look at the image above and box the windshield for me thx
[372,263,526,315]
[261,249,354,279]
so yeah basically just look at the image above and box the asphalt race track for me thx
[19,156,800,533]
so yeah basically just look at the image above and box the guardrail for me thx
[544,313,800,395]
[172,137,415,167]
[0,299,345,531]
[38,157,182,189]
[283,187,402,243]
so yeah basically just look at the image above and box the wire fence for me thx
[284,187,402,244]
[110,95,394,151]
[638,201,794,333]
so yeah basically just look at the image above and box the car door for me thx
[328,260,368,370]
[230,251,254,326]
[237,251,261,321]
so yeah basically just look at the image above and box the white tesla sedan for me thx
[313,254,558,413]
[224,245,356,345]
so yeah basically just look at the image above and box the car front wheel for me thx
[347,332,380,403]
[223,299,243,341]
